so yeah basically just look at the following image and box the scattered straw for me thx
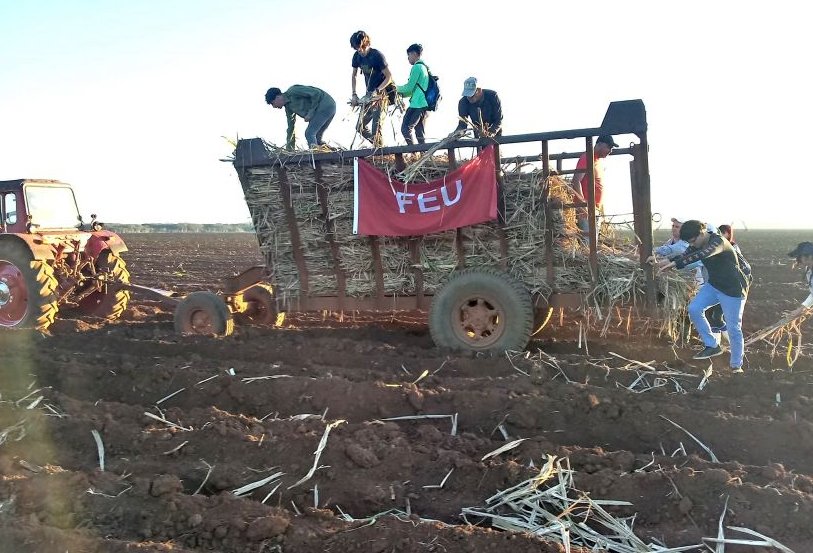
[144,412,192,432]
[288,419,346,489]
[380,414,458,436]
[91,430,105,471]
[233,471,285,497]
[162,441,189,455]
[462,454,702,552]
[659,415,719,463]
[481,438,527,461]
[745,312,809,367]
[704,526,796,553]
[423,468,454,489]
[194,461,214,495]
[156,388,185,405]
[0,420,26,446]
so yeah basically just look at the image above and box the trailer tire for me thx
[174,291,234,337]
[77,251,131,321]
[239,284,277,325]
[0,242,59,331]
[429,268,533,353]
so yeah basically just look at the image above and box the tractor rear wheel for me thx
[429,268,533,354]
[174,291,234,336]
[0,242,59,331]
[77,250,131,321]
[239,284,277,325]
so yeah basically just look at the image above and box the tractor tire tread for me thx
[174,291,234,337]
[429,267,533,354]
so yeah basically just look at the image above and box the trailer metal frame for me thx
[231,99,655,316]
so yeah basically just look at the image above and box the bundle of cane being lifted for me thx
[745,241,813,365]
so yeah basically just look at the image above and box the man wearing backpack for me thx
[455,77,503,138]
[396,43,432,145]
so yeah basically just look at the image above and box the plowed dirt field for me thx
[1,231,812,553]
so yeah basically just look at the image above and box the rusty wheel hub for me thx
[189,309,214,334]
[0,261,27,326]
[455,296,504,347]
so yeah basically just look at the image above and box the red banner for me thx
[353,145,498,236]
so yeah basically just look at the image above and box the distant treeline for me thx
[107,223,254,233]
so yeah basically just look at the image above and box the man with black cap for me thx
[787,241,813,319]
[454,77,503,138]
[265,85,336,151]
[570,134,619,235]
[656,220,750,373]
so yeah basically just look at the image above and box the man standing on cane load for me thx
[265,85,336,151]
[396,43,430,145]
[350,30,396,147]
[454,77,503,138]
[570,135,618,235]
[657,220,750,373]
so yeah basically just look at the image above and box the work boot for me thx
[693,345,724,360]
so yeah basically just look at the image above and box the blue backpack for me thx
[415,62,441,111]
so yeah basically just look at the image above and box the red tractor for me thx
[0,179,130,331]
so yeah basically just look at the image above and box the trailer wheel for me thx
[240,284,277,325]
[0,242,59,331]
[77,251,131,321]
[174,291,234,337]
[429,268,533,353]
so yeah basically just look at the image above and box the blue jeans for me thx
[305,96,336,147]
[688,283,746,368]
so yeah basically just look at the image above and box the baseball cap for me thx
[597,134,619,148]
[670,217,683,225]
[788,241,813,259]
[462,77,477,97]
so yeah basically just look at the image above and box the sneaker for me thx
[710,323,727,333]
[693,345,724,359]
[731,366,744,374]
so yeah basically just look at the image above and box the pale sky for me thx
[1,0,809,229]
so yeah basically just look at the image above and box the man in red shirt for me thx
[570,134,618,234]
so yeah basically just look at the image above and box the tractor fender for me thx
[85,231,128,259]
[0,234,55,261]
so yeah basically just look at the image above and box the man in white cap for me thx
[454,77,503,138]
[654,218,689,259]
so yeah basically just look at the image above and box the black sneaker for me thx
[693,345,723,359]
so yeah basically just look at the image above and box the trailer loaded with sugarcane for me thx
[173,99,692,351]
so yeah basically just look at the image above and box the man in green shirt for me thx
[396,43,430,145]
[265,85,336,150]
